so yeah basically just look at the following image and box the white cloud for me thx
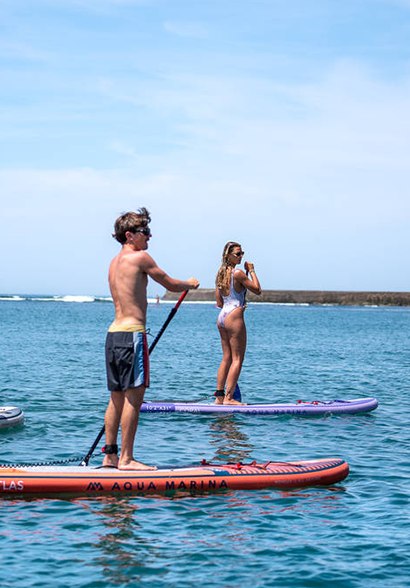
[0,41,52,62]
[99,60,410,207]
[163,21,208,39]
[1,60,410,293]
[109,141,139,158]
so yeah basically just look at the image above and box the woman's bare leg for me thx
[216,324,232,404]
[224,309,247,405]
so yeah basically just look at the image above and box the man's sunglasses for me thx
[133,227,151,236]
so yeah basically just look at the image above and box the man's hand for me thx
[187,277,200,289]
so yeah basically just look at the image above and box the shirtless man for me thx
[103,208,199,470]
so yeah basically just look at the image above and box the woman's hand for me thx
[241,263,261,295]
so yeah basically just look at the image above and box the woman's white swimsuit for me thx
[217,270,246,327]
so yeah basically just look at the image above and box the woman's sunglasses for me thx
[232,250,244,257]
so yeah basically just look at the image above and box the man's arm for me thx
[142,253,199,291]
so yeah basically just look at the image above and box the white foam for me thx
[58,295,96,303]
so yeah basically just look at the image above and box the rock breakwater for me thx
[163,289,410,306]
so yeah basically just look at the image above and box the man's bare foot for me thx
[214,397,224,405]
[102,455,119,468]
[118,460,158,471]
[223,398,247,405]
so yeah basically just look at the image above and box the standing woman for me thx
[215,242,261,405]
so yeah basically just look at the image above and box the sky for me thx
[0,0,409,296]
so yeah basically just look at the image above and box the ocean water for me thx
[0,297,410,587]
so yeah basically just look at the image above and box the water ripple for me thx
[1,302,410,586]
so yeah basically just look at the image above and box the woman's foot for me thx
[223,397,247,405]
[214,390,225,405]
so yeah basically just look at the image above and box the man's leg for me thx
[103,391,124,468]
[118,385,157,471]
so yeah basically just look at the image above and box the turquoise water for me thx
[1,299,410,587]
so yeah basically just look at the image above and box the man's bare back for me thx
[109,249,150,328]
[109,245,199,328]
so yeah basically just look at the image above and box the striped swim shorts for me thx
[105,325,150,392]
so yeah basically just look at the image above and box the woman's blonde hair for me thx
[216,241,241,292]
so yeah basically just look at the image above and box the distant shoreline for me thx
[2,291,410,307]
[163,289,410,307]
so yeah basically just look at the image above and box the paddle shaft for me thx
[80,290,189,466]
[148,290,188,354]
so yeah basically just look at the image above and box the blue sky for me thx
[1,0,409,296]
